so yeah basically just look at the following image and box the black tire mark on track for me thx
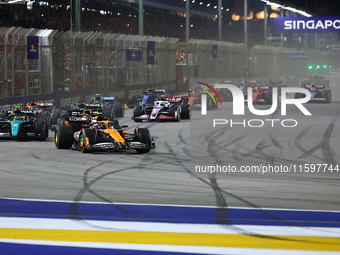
[321,114,339,165]
[178,128,189,146]
[190,122,340,245]
[30,151,41,160]
[295,126,324,161]
[268,132,284,149]
[70,160,132,216]
[295,114,339,164]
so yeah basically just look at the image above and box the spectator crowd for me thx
[0,1,264,46]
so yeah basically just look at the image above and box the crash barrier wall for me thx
[251,46,330,78]
[179,39,246,82]
[0,80,176,111]
[0,26,331,107]
[178,43,331,81]
[0,27,56,99]
[0,27,179,101]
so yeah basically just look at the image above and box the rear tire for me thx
[103,103,113,120]
[114,101,124,117]
[294,93,301,99]
[55,126,73,149]
[133,105,143,122]
[207,98,212,111]
[265,91,273,105]
[40,111,49,118]
[324,90,331,103]
[136,128,151,153]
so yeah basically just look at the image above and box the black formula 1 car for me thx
[88,94,125,119]
[0,107,49,140]
[50,95,124,130]
[132,97,190,122]
[55,115,155,153]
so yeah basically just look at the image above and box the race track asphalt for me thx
[0,73,340,211]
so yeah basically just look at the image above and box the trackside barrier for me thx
[0,27,178,101]
[0,80,175,110]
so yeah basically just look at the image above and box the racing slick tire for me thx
[265,91,273,105]
[49,111,60,127]
[112,119,122,129]
[103,104,114,120]
[133,105,143,122]
[180,104,191,119]
[79,128,97,153]
[324,90,331,103]
[40,111,49,118]
[225,90,232,102]
[136,128,151,153]
[294,92,306,99]
[55,126,73,149]
[169,106,180,122]
[207,98,212,111]
[212,96,218,109]
[114,101,124,118]
[127,95,137,108]
[35,118,48,141]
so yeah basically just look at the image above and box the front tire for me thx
[169,106,180,122]
[35,118,48,141]
[136,128,151,153]
[79,128,97,153]
[212,96,218,109]
[180,104,191,119]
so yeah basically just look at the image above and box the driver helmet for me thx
[146,88,154,94]
[96,123,107,129]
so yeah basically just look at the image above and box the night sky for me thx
[279,0,340,16]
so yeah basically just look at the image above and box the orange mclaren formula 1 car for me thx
[55,115,155,153]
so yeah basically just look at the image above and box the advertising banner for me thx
[147,41,155,65]
[212,44,218,58]
[27,36,39,60]
[270,17,340,33]
[126,49,142,62]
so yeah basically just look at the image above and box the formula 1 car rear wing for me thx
[36,103,54,108]
[66,115,92,124]
[310,76,325,79]
[71,108,103,117]
[303,84,326,89]
[158,97,182,103]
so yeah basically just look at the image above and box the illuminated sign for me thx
[270,17,340,33]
